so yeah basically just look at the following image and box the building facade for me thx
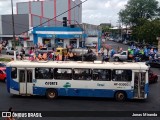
[17,0,82,26]
[0,0,82,48]
[0,0,102,50]
[32,27,85,49]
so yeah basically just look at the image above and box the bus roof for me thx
[6,61,149,70]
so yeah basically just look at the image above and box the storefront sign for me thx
[74,35,80,38]
[46,34,53,38]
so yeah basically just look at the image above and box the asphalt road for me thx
[0,41,160,120]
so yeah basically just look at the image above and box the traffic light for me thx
[63,17,67,27]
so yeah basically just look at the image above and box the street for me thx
[0,40,160,120]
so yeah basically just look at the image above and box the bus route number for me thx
[45,82,58,85]
[114,83,129,86]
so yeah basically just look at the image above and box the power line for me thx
[19,0,88,35]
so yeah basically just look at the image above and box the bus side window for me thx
[54,68,58,79]
[93,69,111,81]
[126,70,132,81]
[105,69,111,81]
[93,69,101,80]
[54,68,72,80]
[35,68,53,79]
[11,67,17,79]
[73,69,92,80]
[112,70,132,81]
[112,70,118,81]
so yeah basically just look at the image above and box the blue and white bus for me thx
[6,61,149,101]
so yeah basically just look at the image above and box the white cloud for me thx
[82,0,128,25]
[117,1,127,8]
[105,1,111,8]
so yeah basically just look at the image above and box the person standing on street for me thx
[20,48,25,60]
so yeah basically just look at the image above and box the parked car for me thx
[83,52,97,61]
[149,70,158,84]
[71,48,88,56]
[0,62,6,71]
[113,51,128,62]
[146,59,160,68]
[6,47,18,55]
[114,38,119,42]
[0,69,6,82]
[55,47,67,56]
[155,53,160,59]
[0,62,6,67]
[85,44,96,48]
[109,37,114,41]
[37,47,53,54]
[117,37,123,43]
[123,40,128,45]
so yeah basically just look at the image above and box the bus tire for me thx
[115,91,126,101]
[46,89,58,99]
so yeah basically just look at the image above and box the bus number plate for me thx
[114,83,130,86]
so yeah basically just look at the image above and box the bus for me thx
[6,61,149,101]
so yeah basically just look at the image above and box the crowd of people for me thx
[0,40,8,55]
[16,45,78,61]
[127,44,158,62]
[9,41,159,63]
[97,43,159,62]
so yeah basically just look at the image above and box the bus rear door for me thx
[19,69,33,95]
[133,71,147,99]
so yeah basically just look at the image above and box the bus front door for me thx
[19,69,33,95]
[134,72,146,99]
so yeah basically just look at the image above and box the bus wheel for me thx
[115,91,126,101]
[46,89,57,99]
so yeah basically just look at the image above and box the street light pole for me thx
[11,0,17,61]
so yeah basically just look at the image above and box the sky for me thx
[0,0,159,26]
[82,0,128,26]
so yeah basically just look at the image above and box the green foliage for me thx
[0,58,11,62]
[119,0,160,44]
[102,26,111,33]
[132,19,160,44]
[119,0,159,26]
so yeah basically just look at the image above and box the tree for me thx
[132,19,160,44]
[118,0,160,44]
[119,0,159,26]
[101,26,111,33]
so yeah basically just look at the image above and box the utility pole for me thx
[11,0,16,50]
[11,0,17,61]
